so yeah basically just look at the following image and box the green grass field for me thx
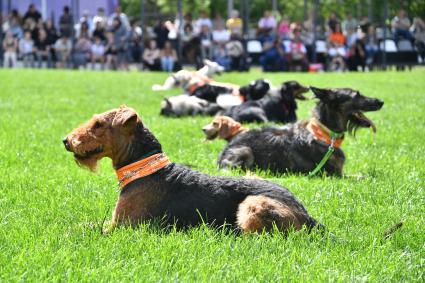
[0,69,424,282]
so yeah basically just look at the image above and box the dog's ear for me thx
[164,98,172,108]
[112,107,140,130]
[218,119,231,139]
[310,86,337,102]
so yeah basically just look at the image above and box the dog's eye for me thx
[212,122,219,127]
[93,121,103,129]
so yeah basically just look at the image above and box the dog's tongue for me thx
[355,112,376,133]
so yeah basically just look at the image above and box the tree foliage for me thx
[121,0,425,26]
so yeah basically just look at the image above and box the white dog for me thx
[152,59,225,92]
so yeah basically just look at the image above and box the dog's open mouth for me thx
[294,87,309,100]
[74,146,104,160]
[205,131,218,140]
[349,112,376,132]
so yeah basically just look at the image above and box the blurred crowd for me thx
[1,4,424,72]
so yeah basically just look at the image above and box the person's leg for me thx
[3,52,10,67]
[11,52,17,68]
[160,57,167,71]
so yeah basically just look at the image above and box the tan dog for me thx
[202,116,248,142]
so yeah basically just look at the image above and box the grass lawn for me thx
[0,69,424,282]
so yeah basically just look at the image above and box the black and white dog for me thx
[222,81,309,123]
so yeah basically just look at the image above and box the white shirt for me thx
[212,29,230,42]
[91,43,105,56]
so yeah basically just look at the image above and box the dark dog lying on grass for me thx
[222,81,309,123]
[63,106,322,233]
[218,87,384,176]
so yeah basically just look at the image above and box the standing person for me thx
[412,17,425,63]
[92,21,106,42]
[93,7,107,28]
[277,16,291,39]
[226,10,243,35]
[59,6,73,38]
[195,10,213,34]
[105,31,119,70]
[23,4,41,23]
[153,20,169,49]
[19,31,35,67]
[2,31,18,68]
[111,17,129,70]
[160,41,178,72]
[342,12,358,34]
[327,11,339,33]
[108,6,130,30]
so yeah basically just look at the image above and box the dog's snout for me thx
[377,99,384,108]
[202,127,208,133]
[63,137,71,151]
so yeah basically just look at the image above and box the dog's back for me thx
[218,122,344,174]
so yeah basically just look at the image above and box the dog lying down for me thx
[217,87,384,176]
[63,106,323,233]
[203,116,249,142]
[160,79,273,117]
[152,59,225,92]
[222,80,309,123]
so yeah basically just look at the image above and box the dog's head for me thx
[310,86,384,134]
[202,116,242,141]
[63,106,158,171]
[239,79,271,101]
[160,98,174,116]
[280,80,309,101]
[203,59,225,76]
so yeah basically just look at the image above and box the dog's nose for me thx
[377,99,384,108]
[202,128,208,133]
[63,137,71,151]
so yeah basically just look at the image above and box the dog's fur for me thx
[159,79,272,118]
[222,81,309,123]
[63,106,321,233]
[152,59,225,92]
[218,87,384,176]
[160,95,221,117]
[202,116,249,142]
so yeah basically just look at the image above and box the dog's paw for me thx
[102,220,116,235]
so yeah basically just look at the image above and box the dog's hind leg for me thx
[236,195,303,233]
[218,146,254,170]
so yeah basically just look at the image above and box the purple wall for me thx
[1,0,119,24]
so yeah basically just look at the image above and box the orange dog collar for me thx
[116,153,171,189]
[306,118,344,148]
[228,123,248,141]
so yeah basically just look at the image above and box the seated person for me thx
[54,36,72,68]
[91,36,105,69]
[259,36,287,72]
[72,35,91,69]
[105,32,119,70]
[160,41,178,72]
[35,29,53,68]
[391,9,413,42]
[142,39,161,71]
[347,39,366,71]
[225,33,245,71]
[329,23,346,46]
[288,30,309,72]
[328,41,347,71]
[19,31,35,67]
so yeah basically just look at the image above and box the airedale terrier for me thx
[63,106,322,233]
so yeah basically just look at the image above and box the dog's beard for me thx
[73,146,104,172]
[205,131,218,140]
[74,156,99,172]
[347,112,376,136]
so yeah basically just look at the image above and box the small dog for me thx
[222,81,309,123]
[152,59,225,92]
[63,106,322,233]
[202,116,249,142]
[218,87,384,176]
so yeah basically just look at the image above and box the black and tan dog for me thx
[222,80,309,123]
[218,87,384,176]
[63,106,322,233]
